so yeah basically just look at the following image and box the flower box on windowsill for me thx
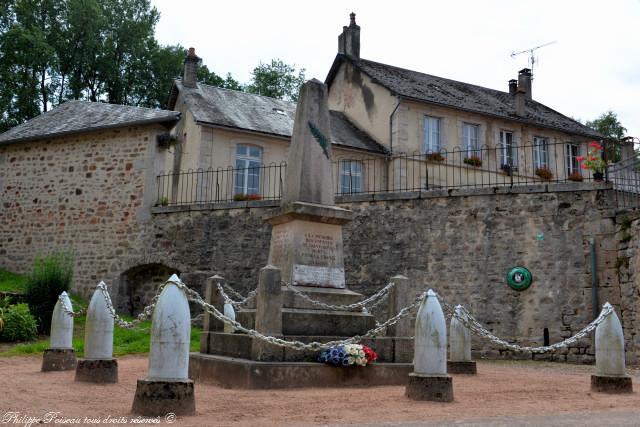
[535,167,553,181]
[463,156,482,167]
[425,152,445,162]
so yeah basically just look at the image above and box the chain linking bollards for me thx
[591,303,633,393]
[42,291,77,371]
[132,274,195,416]
[75,282,118,383]
[447,305,477,375]
[405,290,453,402]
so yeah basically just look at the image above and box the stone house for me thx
[159,14,604,203]
[0,101,179,305]
[162,48,387,205]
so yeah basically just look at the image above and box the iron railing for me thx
[156,141,633,206]
[156,162,286,206]
[608,154,640,209]
[334,141,601,195]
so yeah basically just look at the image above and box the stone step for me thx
[200,331,413,363]
[240,285,367,310]
[236,307,375,336]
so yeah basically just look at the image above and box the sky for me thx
[152,0,640,138]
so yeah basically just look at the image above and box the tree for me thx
[586,111,627,141]
[246,59,305,101]
[586,111,628,162]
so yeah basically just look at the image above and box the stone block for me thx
[591,375,633,393]
[405,373,453,402]
[131,378,195,416]
[42,348,76,372]
[75,358,118,383]
[447,360,477,374]
[189,353,412,389]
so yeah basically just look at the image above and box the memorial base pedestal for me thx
[447,360,477,375]
[41,348,76,372]
[75,358,118,383]
[405,373,454,402]
[132,378,195,416]
[590,374,633,393]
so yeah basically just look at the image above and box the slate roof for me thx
[168,81,387,154]
[326,54,601,139]
[0,100,181,145]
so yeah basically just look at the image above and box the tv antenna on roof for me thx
[511,40,557,79]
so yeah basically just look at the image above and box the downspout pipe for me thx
[389,97,401,155]
[590,238,600,320]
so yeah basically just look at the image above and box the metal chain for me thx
[175,277,425,351]
[96,281,162,329]
[56,294,87,317]
[58,278,614,354]
[283,281,394,312]
[451,302,613,353]
[218,283,257,308]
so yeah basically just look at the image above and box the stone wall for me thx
[146,185,626,363]
[0,124,170,298]
[3,151,635,363]
[614,210,640,364]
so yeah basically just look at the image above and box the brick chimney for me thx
[183,47,200,88]
[508,79,518,95]
[338,12,360,58]
[518,68,532,100]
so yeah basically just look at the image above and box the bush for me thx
[0,303,38,342]
[24,253,74,334]
[535,167,553,181]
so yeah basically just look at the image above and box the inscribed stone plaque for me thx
[267,220,346,288]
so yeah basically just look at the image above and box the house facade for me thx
[159,15,605,202]
[324,14,603,191]
[160,48,387,205]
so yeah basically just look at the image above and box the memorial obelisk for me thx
[264,78,353,289]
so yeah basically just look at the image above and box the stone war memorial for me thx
[189,79,416,388]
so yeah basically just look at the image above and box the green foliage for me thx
[0,268,27,292]
[0,303,38,342]
[246,59,306,101]
[24,253,73,334]
[0,0,303,130]
[586,111,628,162]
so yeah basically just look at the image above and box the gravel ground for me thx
[0,356,638,427]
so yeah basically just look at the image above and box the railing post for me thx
[250,265,284,361]
[200,275,225,354]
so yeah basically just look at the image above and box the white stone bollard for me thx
[448,305,477,374]
[42,291,77,371]
[50,291,74,348]
[405,290,453,401]
[75,282,118,383]
[132,274,195,415]
[223,302,236,334]
[591,303,632,393]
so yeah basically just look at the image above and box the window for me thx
[463,123,479,156]
[499,131,517,169]
[566,143,580,175]
[423,116,441,153]
[339,160,363,194]
[234,144,262,195]
[533,137,548,168]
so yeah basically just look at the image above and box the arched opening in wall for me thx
[117,264,180,315]
[543,327,550,347]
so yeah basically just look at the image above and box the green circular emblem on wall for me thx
[506,267,532,291]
